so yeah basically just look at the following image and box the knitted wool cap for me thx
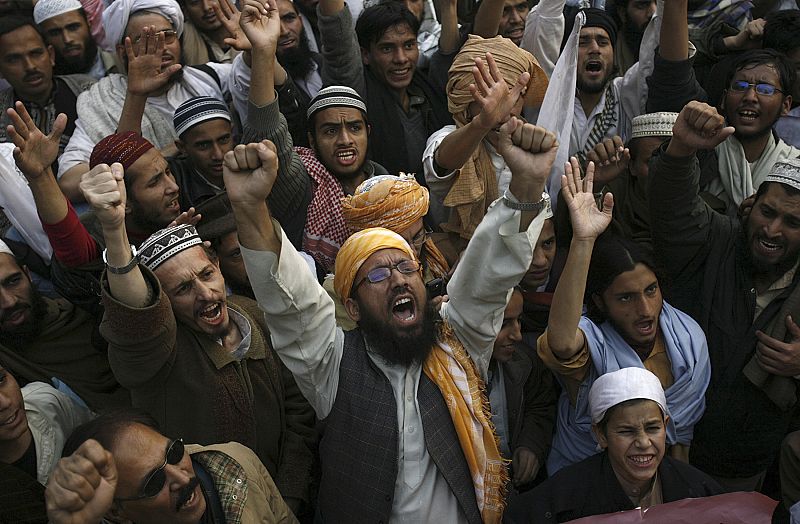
[630,112,679,139]
[173,96,231,137]
[765,157,800,192]
[306,86,367,121]
[138,224,203,271]
[33,0,82,24]
[580,8,618,46]
[90,132,154,170]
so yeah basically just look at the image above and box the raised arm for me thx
[443,118,555,377]
[545,158,614,360]
[316,0,364,93]
[79,163,150,308]
[649,101,734,278]
[472,0,504,38]
[659,0,688,61]
[434,53,529,172]
[6,103,98,266]
[116,28,182,136]
[435,0,460,55]
[519,0,566,78]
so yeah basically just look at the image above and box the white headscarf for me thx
[101,0,184,51]
[589,367,670,425]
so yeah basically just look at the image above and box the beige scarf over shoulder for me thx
[442,35,548,239]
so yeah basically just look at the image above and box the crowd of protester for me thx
[0,0,800,521]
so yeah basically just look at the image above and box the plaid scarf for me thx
[296,147,350,273]
[687,0,753,29]
[577,83,618,166]
[424,322,509,523]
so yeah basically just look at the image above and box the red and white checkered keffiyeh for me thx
[297,147,350,273]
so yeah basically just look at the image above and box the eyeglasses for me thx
[352,259,421,292]
[115,439,185,501]
[133,29,178,46]
[729,80,784,96]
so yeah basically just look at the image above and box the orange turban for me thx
[341,175,428,234]
[333,227,416,302]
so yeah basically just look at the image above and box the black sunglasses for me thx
[115,439,185,501]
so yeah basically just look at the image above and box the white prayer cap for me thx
[765,158,800,193]
[33,0,82,24]
[101,0,184,51]
[0,239,14,257]
[589,367,669,425]
[630,112,679,140]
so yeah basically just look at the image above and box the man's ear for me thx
[782,94,793,116]
[360,46,370,66]
[175,139,185,155]
[307,131,316,151]
[592,424,608,449]
[47,44,55,67]
[344,297,361,322]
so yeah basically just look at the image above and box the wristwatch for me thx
[502,191,551,213]
[103,245,140,275]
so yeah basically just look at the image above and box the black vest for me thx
[318,329,482,523]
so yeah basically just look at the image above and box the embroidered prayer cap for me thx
[138,224,203,271]
[447,35,548,117]
[306,86,368,121]
[0,239,14,258]
[333,227,416,302]
[580,8,618,47]
[765,157,800,192]
[173,96,231,138]
[630,112,679,140]
[341,174,429,233]
[589,367,670,425]
[33,0,82,24]
[90,132,155,170]
[102,0,184,50]
[195,193,236,243]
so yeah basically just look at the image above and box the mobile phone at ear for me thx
[425,278,446,297]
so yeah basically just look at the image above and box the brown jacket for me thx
[100,268,317,504]
[186,442,298,523]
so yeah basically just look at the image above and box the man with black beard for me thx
[0,239,128,411]
[612,0,655,73]
[224,108,557,522]
[45,410,296,523]
[650,100,800,493]
[34,0,119,79]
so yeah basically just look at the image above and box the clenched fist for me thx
[80,163,127,230]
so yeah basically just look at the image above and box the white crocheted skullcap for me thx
[630,112,679,140]
[34,0,82,24]
[765,157,800,192]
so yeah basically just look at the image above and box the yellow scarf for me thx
[423,323,508,523]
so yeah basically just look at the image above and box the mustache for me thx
[175,476,200,512]
[23,71,42,82]
[0,304,29,322]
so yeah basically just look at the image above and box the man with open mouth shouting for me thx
[45,410,297,523]
[81,156,318,516]
[224,104,556,521]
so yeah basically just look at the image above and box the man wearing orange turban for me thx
[225,116,557,524]
[423,35,548,242]
[341,174,450,281]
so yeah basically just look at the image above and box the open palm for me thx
[6,102,64,180]
[561,157,613,241]
[237,0,280,51]
[124,28,181,96]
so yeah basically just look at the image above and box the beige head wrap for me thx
[442,35,548,239]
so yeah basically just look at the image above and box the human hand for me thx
[124,26,182,97]
[223,140,279,207]
[738,193,756,221]
[470,53,530,132]
[730,18,766,50]
[237,0,280,53]
[45,439,117,524]
[498,117,559,197]
[586,136,630,187]
[667,101,735,157]
[755,315,800,377]
[6,101,66,180]
[512,447,540,487]
[214,0,251,51]
[168,206,202,228]
[561,156,613,241]
[80,163,127,230]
